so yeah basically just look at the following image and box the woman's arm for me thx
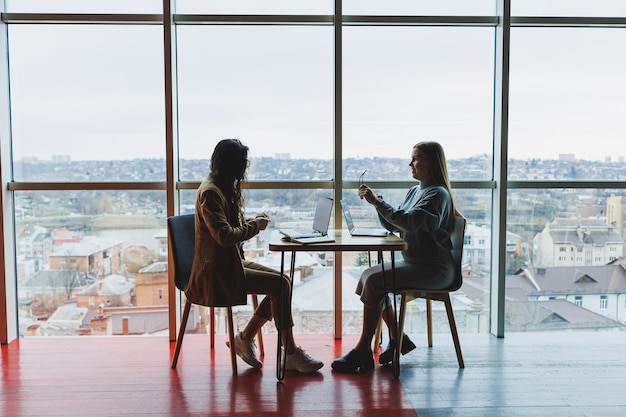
[199,189,260,247]
[376,186,451,234]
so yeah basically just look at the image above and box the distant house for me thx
[77,274,134,310]
[508,263,626,326]
[135,261,168,307]
[505,299,621,331]
[48,237,123,279]
[462,223,522,267]
[16,224,52,261]
[51,227,82,245]
[153,229,168,261]
[533,217,624,267]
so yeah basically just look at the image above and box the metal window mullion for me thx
[509,181,626,189]
[511,16,626,28]
[1,13,163,24]
[174,14,333,25]
[491,0,511,338]
[342,15,499,26]
[7,182,167,191]
[333,0,343,340]
[0,0,19,345]
[163,0,179,343]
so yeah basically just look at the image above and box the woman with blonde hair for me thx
[332,141,463,373]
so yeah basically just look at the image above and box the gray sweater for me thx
[375,181,453,264]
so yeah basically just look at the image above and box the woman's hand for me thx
[358,184,379,205]
[254,213,270,230]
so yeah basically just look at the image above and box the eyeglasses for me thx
[359,169,367,187]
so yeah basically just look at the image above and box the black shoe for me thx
[331,349,374,373]
[378,334,416,365]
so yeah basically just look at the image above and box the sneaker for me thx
[285,346,324,373]
[226,332,263,369]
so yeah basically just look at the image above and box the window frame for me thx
[3,1,626,343]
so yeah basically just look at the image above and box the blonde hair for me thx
[414,141,463,224]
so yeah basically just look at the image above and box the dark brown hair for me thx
[210,138,249,223]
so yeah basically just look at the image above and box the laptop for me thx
[340,200,390,237]
[279,197,334,243]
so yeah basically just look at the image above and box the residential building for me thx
[77,274,134,310]
[533,217,624,267]
[135,261,168,307]
[48,238,123,280]
[509,263,626,326]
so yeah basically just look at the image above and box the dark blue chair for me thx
[168,214,264,374]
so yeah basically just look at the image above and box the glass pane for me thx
[175,0,333,15]
[344,0,496,16]
[505,188,626,331]
[6,0,161,13]
[176,26,334,181]
[16,190,167,337]
[509,28,626,178]
[340,187,492,334]
[343,27,494,180]
[9,25,165,181]
[179,188,337,335]
[512,0,626,17]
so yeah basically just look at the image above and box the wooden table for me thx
[268,229,407,380]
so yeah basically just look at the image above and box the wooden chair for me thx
[388,215,467,376]
[168,213,264,374]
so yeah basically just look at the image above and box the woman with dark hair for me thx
[332,141,463,373]
[185,139,323,373]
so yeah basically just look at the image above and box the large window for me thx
[342,26,494,180]
[176,25,334,179]
[2,2,626,343]
[509,27,626,174]
[9,25,165,181]
[506,20,626,332]
[15,190,166,336]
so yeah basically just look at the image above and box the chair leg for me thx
[397,294,408,353]
[443,294,465,368]
[171,299,192,368]
[209,307,215,348]
[251,294,265,357]
[373,318,383,352]
[426,298,433,348]
[226,306,238,375]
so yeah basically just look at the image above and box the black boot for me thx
[378,334,416,365]
[331,349,374,373]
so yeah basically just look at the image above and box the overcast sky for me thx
[5,1,626,162]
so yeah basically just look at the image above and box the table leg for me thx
[277,250,297,381]
[390,253,401,378]
[380,250,401,378]
[277,252,286,381]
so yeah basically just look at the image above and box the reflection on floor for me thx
[2,331,626,417]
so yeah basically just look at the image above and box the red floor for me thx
[1,334,418,417]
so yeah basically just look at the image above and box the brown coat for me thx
[185,175,260,307]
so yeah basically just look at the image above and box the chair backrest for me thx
[167,214,195,291]
[448,215,467,292]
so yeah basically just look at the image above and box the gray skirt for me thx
[355,258,455,311]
